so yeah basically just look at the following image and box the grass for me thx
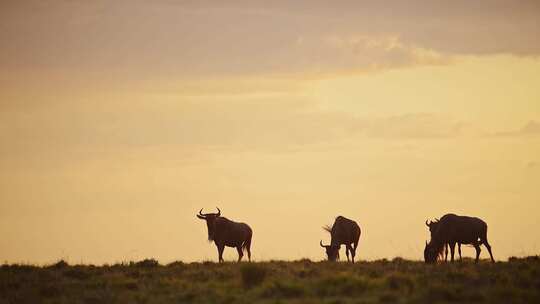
[1,256,539,303]
[240,263,267,289]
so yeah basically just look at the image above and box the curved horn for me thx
[425,219,430,227]
[320,240,326,248]
[216,207,221,216]
[197,209,206,219]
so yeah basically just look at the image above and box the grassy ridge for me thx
[1,257,539,303]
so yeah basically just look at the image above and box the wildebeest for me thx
[196,207,252,262]
[426,218,462,261]
[320,216,361,263]
[424,213,494,263]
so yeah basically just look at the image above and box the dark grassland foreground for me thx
[1,257,539,304]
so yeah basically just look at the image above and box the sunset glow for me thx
[1,1,539,264]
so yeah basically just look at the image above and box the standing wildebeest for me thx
[426,217,462,261]
[196,208,252,263]
[320,216,361,263]
[424,213,494,263]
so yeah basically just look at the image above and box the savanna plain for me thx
[1,256,539,304]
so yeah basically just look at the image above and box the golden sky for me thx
[1,1,539,263]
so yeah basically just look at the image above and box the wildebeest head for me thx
[320,240,340,261]
[424,218,443,263]
[425,218,440,235]
[424,241,443,263]
[196,207,221,241]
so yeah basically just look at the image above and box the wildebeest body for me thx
[197,208,252,262]
[321,216,361,263]
[330,217,360,246]
[425,213,494,263]
[213,217,252,248]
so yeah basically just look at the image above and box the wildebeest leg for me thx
[449,242,456,262]
[244,231,252,262]
[350,244,357,263]
[482,239,495,263]
[444,244,449,261]
[236,246,244,262]
[458,244,462,260]
[352,239,359,263]
[345,244,354,263]
[473,242,481,263]
[217,244,225,263]
[246,244,252,262]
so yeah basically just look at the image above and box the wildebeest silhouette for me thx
[320,216,361,263]
[426,218,462,261]
[424,213,494,263]
[196,207,252,262]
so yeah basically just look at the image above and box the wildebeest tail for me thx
[354,225,361,251]
[480,221,489,241]
[322,225,332,233]
[242,230,252,253]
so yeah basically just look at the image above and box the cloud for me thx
[1,0,539,79]
[492,121,540,137]
[526,161,537,169]
[361,113,464,139]
[1,97,467,161]
[318,35,449,71]
[521,121,540,135]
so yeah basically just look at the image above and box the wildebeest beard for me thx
[206,222,215,242]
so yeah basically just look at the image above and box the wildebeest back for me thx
[214,217,252,247]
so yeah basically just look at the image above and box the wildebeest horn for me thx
[197,209,206,219]
[425,219,430,227]
[216,207,221,216]
[320,240,326,248]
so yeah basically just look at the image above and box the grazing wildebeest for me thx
[424,213,494,263]
[426,217,462,261]
[196,207,252,263]
[320,216,361,263]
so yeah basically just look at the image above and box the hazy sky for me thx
[1,1,539,264]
